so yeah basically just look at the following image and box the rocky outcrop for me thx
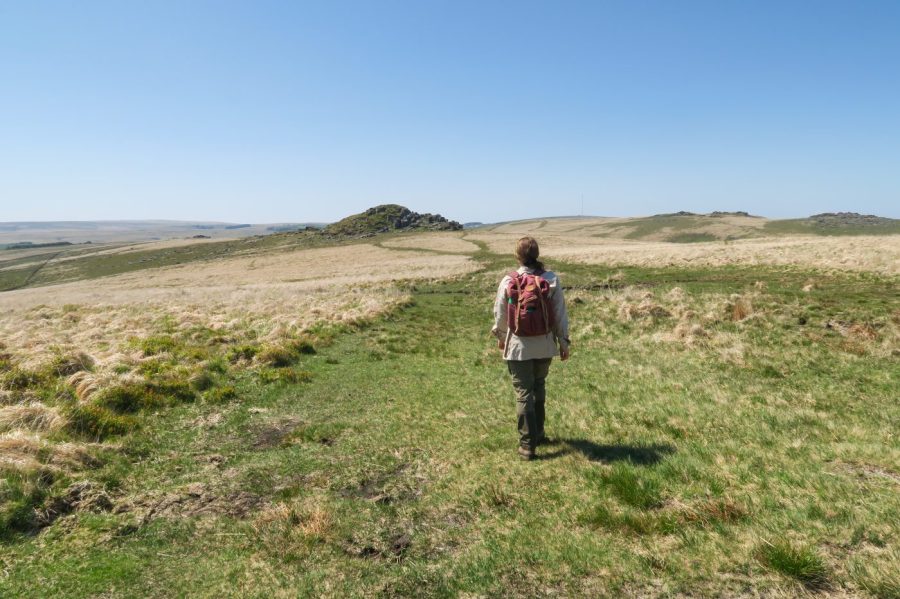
[808,212,896,227]
[324,205,463,236]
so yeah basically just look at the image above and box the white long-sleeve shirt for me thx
[491,266,570,361]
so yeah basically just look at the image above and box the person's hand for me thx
[498,339,505,351]
[560,346,570,361]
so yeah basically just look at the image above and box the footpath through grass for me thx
[2,246,898,597]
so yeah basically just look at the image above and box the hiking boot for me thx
[518,446,535,461]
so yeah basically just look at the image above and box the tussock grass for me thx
[0,366,48,391]
[257,367,313,385]
[65,404,138,440]
[49,352,94,376]
[759,539,830,589]
[203,385,237,404]
[0,403,65,433]
[256,345,300,367]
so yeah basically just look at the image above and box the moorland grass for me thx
[0,242,897,597]
[759,539,830,589]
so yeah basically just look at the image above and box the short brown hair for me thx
[515,236,544,270]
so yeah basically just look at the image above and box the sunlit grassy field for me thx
[1,225,897,597]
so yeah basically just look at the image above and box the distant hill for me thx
[324,205,462,237]
[763,212,900,236]
[0,220,316,245]
[581,212,768,242]
[483,211,899,242]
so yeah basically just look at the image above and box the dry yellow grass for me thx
[0,244,476,370]
[382,232,479,254]
[466,230,900,275]
[481,215,767,240]
[0,431,94,475]
[0,403,65,433]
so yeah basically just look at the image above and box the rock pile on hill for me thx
[809,212,896,227]
[324,204,463,237]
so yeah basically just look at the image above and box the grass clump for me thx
[0,404,65,433]
[49,352,95,376]
[145,380,195,403]
[0,477,48,537]
[258,368,313,385]
[578,503,676,535]
[0,367,48,391]
[204,385,238,404]
[188,368,218,391]
[137,335,178,356]
[601,464,664,509]
[759,540,830,589]
[256,345,299,367]
[227,344,259,363]
[257,340,315,367]
[93,383,162,413]
[93,380,195,413]
[287,339,317,355]
[65,404,137,440]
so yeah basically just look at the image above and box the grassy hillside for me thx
[764,213,900,236]
[487,212,899,242]
[1,234,897,597]
[0,231,331,292]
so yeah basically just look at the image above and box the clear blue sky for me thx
[2,1,898,223]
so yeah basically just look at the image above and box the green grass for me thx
[764,217,900,236]
[759,540,830,589]
[0,244,898,596]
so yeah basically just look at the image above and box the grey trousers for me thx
[506,358,552,449]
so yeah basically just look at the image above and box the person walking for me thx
[492,236,570,461]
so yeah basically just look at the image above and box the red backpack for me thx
[506,270,554,336]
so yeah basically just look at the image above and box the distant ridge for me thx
[324,204,462,237]
[484,211,899,242]
[654,211,759,218]
[0,220,316,245]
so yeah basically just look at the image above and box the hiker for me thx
[492,236,570,461]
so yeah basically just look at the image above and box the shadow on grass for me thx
[539,440,676,464]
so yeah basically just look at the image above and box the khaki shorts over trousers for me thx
[506,358,552,450]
